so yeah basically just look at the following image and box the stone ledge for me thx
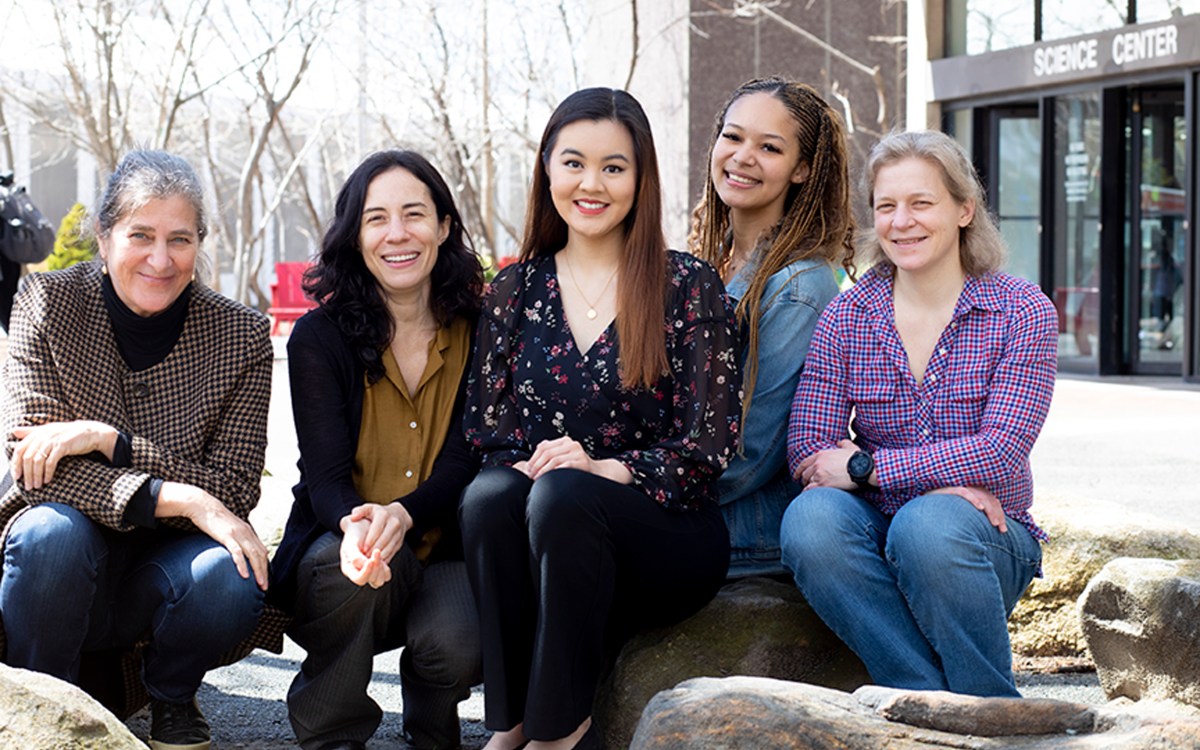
[1080,556,1200,708]
[1009,505,1200,657]
[593,577,868,749]
[0,663,144,749]
[630,677,1200,749]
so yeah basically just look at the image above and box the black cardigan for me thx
[268,306,480,611]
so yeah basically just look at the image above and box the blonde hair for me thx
[861,130,1006,277]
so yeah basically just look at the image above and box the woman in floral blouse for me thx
[460,88,740,750]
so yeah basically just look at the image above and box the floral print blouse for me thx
[465,250,741,511]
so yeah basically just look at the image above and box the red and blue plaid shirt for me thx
[787,269,1057,542]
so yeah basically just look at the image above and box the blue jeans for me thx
[721,471,797,578]
[0,503,264,702]
[779,488,1041,697]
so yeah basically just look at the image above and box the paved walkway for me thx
[3,336,1200,747]
[1030,374,1200,532]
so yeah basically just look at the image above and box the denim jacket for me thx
[719,256,839,577]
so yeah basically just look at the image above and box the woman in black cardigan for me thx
[270,150,484,750]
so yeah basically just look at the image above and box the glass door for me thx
[1130,87,1187,372]
[988,107,1042,284]
[1053,93,1103,370]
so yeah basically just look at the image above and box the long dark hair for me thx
[521,87,667,389]
[305,150,484,383]
[688,77,855,424]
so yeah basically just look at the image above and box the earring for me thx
[101,264,108,276]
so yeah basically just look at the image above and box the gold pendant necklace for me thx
[563,253,618,320]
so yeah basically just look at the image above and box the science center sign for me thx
[930,17,1200,101]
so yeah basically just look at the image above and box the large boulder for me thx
[593,577,868,749]
[0,662,145,749]
[630,676,1200,749]
[1079,556,1200,707]
[1009,506,1200,657]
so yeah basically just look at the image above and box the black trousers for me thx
[459,467,729,740]
[287,532,482,750]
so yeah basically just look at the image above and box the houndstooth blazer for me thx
[0,261,272,536]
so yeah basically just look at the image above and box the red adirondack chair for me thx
[268,261,316,336]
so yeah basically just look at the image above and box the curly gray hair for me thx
[95,150,212,282]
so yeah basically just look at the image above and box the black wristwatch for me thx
[847,450,875,490]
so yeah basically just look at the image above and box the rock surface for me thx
[593,577,868,749]
[1079,556,1200,707]
[1008,508,1200,657]
[0,662,145,749]
[630,676,1200,749]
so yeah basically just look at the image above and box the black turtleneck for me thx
[101,274,192,528]
[101,273,191,371]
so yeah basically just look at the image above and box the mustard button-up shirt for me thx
[353,316,471,505]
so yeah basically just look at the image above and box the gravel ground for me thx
[118,642,1106,748]
[122,636,490,750]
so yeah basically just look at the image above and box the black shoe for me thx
[402,725,463,750]
[317,742,367,750]
[573,722,600,750]
[148,698,211,750]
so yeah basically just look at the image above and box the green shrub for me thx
[48,203,96,271]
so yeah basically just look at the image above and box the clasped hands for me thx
[795,438,1008,533]
[339,502,413,589]
[512,436,633,484]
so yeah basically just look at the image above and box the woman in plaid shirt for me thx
[780,130,1057,697]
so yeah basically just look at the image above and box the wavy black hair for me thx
[304,150,484,383]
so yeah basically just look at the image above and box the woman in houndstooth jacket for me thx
[0,151,272,750]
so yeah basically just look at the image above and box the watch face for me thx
[848,451,873,481]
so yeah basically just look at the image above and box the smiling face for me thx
[359,167,450,303]
[546,118,638,245]
[872,156,975,278]
[99,195,199,317]
[709,92,810,222]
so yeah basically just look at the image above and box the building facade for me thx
[911,0,1200,381]
[584,0,907,246]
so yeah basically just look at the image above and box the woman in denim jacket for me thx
[689,77,854,577]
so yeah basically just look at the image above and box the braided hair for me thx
[688,77,855,424]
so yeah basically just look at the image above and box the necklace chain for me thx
[563,253,618,320]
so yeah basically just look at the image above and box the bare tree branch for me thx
[623,0,640,90]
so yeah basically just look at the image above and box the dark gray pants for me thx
[286,532,482,750]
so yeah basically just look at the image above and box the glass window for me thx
[946,0,1035,55]
[1052,93,1103,369]
[1042,0,1126,41]
[945,108,974,156]
[1134,90,1186,365]
[1137,0,1200,23]
[996,116,1041,283]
